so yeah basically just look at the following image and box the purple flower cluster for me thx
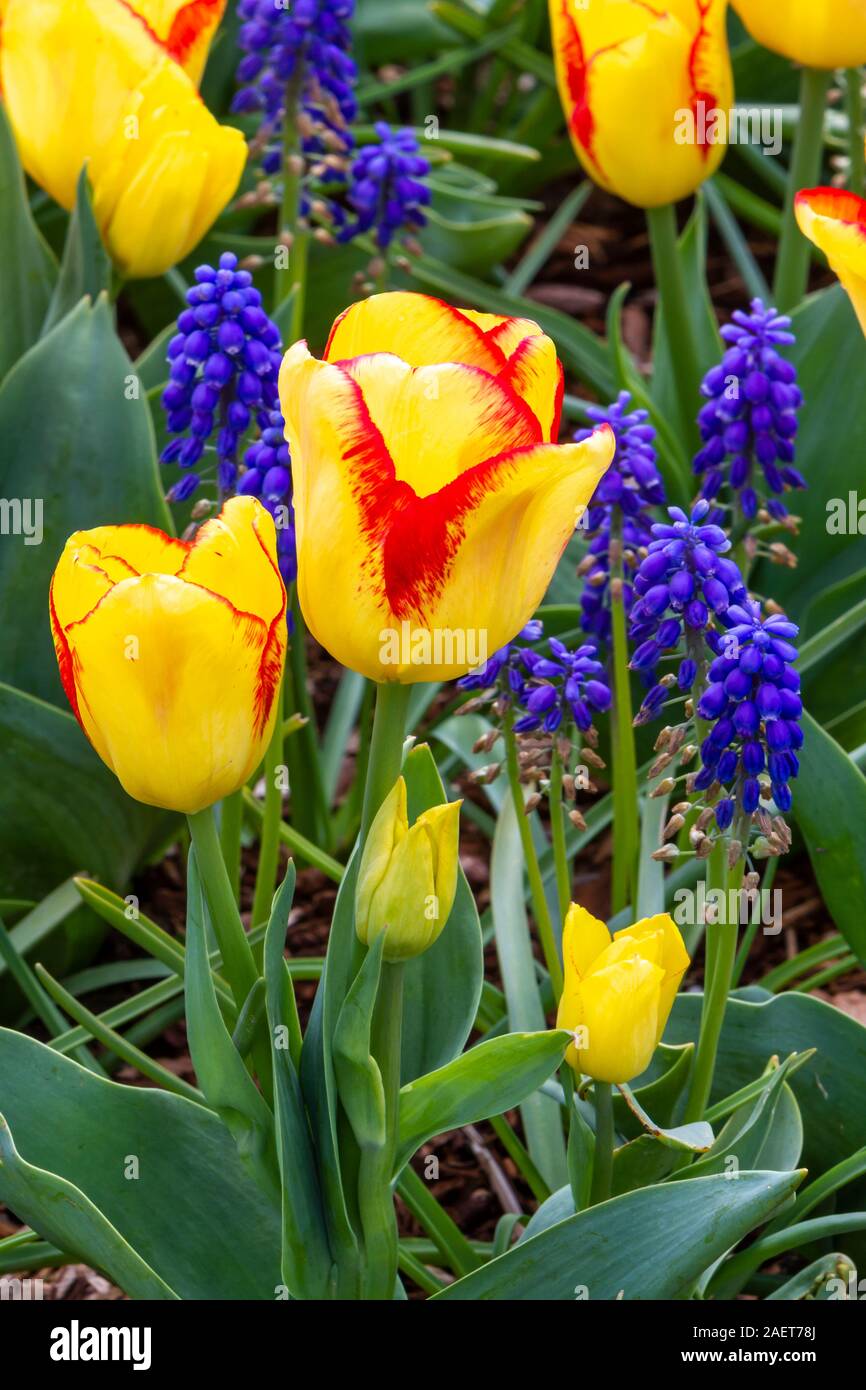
[233,0,357,176]
[629,502,747,717]
[340,123,431,249]
[458,620,543,704]
[694,602,803,828]
[514,638,611,735]
[237,409,296,584]
[160,253,282,500]
[693,299,805,522]
[574,393,665,644]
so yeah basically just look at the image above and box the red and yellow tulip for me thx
[795,188,866,338]
[733,0,866,70]
[0,0,245,278]
[49,497,287,815]
[557,905,690,1083]
[548,0,733,208]
[278,291,615,683]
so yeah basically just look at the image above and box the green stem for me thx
[773,67,831,311]
[187,808,259,1010]
[250,687,285,933]
[609,509,639,916]
[848,68,865,193]
[396,1166,482,1277]
[219,789,244,904]
[287,592,331,846]
[359,961,404,1299]
[360,684,412,842]
[548,745,571,924]
[276,68,310,337]
[503,721,564,999]
[589,1082,614,1205]
[0,914,104,1075]
[684,843,746,1122]
[645,202,701,450]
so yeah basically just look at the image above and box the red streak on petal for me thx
[249,507,288,738]
[49,577,84,731]
[557,0,607,180]
[797,186,866,233]
[688,0,718,161]
[164,0,224,67]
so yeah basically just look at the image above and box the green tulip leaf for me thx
[433,1169,804,1300]
[765,1253,857,1301]
[0,1027,282,1298]
[0,103,57,383]
[613,1042,695,1137]
[0,1114,177,1300]
[333,933,387,1151]
[396,1029,571,1173]
[41,167,111,335]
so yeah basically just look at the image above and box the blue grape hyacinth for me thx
[237,409,296,585]
[341,123,431,249]
[458,620,543,707]
[629,501,748,718]
[574,392,665,645]
[514,637,612,735]
[693,299,805,522]
[160,253,282,500]
[694,601,803,830]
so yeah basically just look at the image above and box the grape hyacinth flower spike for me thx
[160,253,283,502]
[629,501,748,723]
[574,392,665,646]
[341,122,431,250]
[693,299,805,528]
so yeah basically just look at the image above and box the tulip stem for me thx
[589,1082,614,1206]
[504,720,564,1000]
[610,510,639,916]
[847,68,865,194]
[251,688,286,933]
[684,844,746,1122]
[277,68,310,338]
[360,683,412,843]
[645,202,701,452]
[360,960,404,1299]
[773,66,831,311]
[219,789,244,903]
[549,746,572,924]
[187,809,260,1011]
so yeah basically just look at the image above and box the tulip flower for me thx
[355,777,462,961]
[278,291,615,683]
[732,0,866,69]
[547,0,733,208]
[49,497,287,815]
[795,188,866,337]
[556,904,690,1083]
[0,0,245,278]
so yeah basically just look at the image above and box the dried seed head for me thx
[652,844,680,862]
[663,813,686,841]
[650,778,676,798]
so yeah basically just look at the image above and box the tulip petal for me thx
[356,778,409,942]
[569,956,665,1084]
[795,188,866,338]
[324,292,508,373]
[562,903,612,980]
[498,334,564,442]
[616,913,690,1040]
[732,0,866,70]
[373,822,437,961]
[60,571,284,813]
[340,353,543,495]
[126,0,227,83]
[280,340,614,680]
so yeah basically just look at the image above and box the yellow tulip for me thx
[795,187,866,338]
[548,0,733,208]
[278,291,614,683]
[732,0,866,70]
[0,0,245,278]
[355,777,462,962]
[49,497,287,815]
[556,905,690,1083]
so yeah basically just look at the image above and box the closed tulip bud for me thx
[278,292,614,682]
[548,0,733,208]
[733,0,866,69]
[795,190,866,340]
[557,905,690,1083]
[355,778,462,962]
[49,497,287,814]
[0,0,245,279]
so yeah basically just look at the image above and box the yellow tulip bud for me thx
[548,0,733,208]
[0,0,245,279]
[556,905,690,1084]
[278,292,614,683]
[355,777,462,962]
[49,497,287,814]
[733,0,866,70]
[795,188,866,339]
